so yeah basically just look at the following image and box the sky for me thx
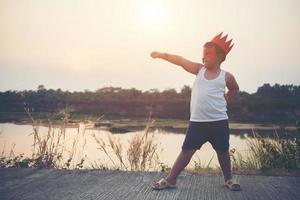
[0,0,299,94]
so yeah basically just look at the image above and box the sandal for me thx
[152,178,177,190]
[224,179,241,191]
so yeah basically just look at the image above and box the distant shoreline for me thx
[1,117,297,137]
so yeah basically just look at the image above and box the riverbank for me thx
[3,115,297,137]
[1,168,300,200]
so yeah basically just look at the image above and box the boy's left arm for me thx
[225,72,239,103]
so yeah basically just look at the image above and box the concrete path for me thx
[1,168,300,200]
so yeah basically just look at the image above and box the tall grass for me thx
[0,108,164,171]
[231,122,300,172]
[92,118,162,171]
[2,107,299,174]
[192,154,215,173]
[0,108,88,169]
[27,108,65,168]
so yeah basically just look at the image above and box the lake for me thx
[0,122,264,170]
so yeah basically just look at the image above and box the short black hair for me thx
[203,42,226,63]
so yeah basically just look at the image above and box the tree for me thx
[37,85,46,92]
[180,85,191,98]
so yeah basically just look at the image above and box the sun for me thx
[141,2,167,26]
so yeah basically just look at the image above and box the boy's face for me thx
[202,46,220,68]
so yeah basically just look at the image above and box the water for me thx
[0,123,251,170]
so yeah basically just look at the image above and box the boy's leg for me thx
[165,149,197,184]
[217,150,241,191]
[209,120,231,182]
[216,150,232,182]
[163,121,204,185]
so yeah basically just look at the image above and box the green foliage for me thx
[193,154,214,171]
[1,83,299,123]
[76,158,85,169]
[231,121,300,172]
[0,153,33,168]
[295,120,300,168]
[0,110,88,169]
[158,162,168,172]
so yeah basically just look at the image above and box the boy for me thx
[151,33,241,191]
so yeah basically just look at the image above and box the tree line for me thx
[0,83,299,123]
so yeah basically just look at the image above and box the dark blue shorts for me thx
[182,120,229,152]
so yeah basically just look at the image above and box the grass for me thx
[91,118,163,171]
[1,108,300,175]
[0,109,165,171]
[230,122,300,173]
[0,108,88,169]
[189,120,300,175]
[192,154,216,173]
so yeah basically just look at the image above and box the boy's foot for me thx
[152,178,177,190]
[224,179,242,191]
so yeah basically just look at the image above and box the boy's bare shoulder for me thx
[224,71,239,89]
[195,63,204,73]
[225,71,236,80]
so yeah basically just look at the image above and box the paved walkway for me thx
[1,168,300,200]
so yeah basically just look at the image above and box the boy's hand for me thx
[151,51,165,59]
[150,51,202,75]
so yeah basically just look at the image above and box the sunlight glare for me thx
[63,50,92,71]
[141,2,167,27]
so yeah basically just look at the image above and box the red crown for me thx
[211,32,234,55]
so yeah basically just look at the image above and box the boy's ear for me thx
[217,52,226,63]
[216,53,223,63]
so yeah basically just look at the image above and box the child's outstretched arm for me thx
[225,72,239,103]
[150,51,203,75]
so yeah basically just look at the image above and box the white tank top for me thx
[190,67,228,122]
